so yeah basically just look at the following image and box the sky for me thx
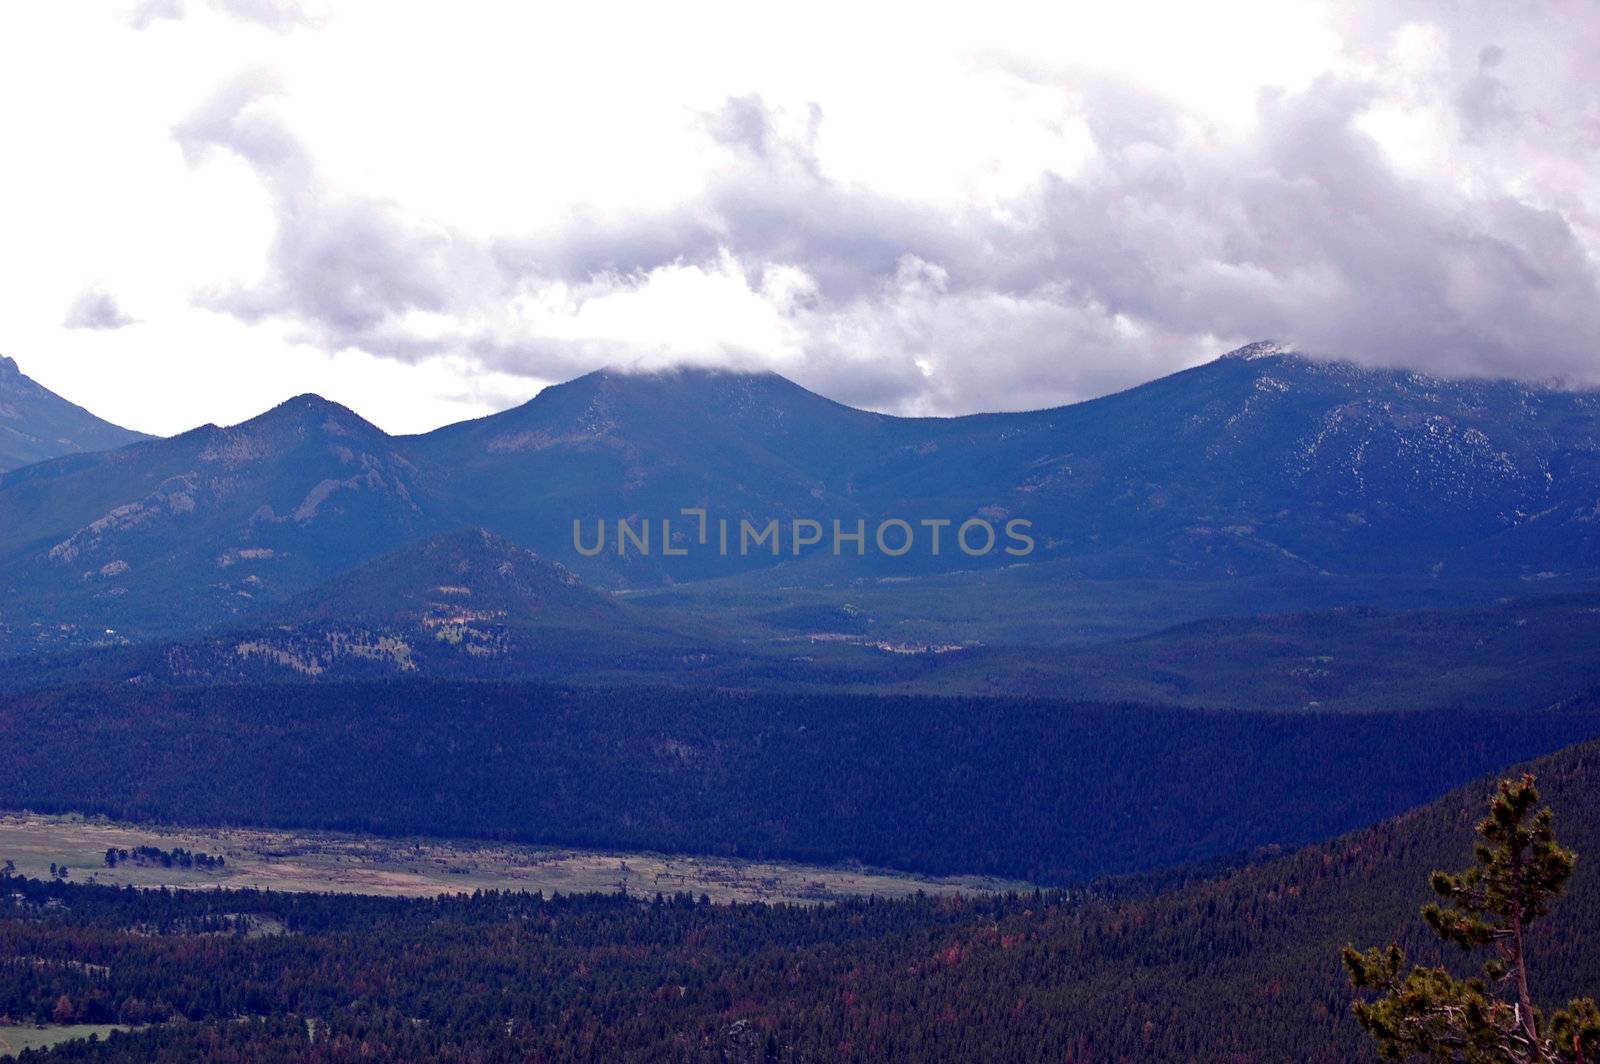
[2,1,1598,436]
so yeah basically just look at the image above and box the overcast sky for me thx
[3,1,1598,435]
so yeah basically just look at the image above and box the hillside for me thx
[0,680,1596,883]
[0,395,447,651]
[17,546,1600,709]
[0,530,744,688]
[21,573,1600,715]
[0,355,148,473]
[4,736,1599,1062]
[899,589,1600,711]
[216,527,640,679]
[270,526,612,627]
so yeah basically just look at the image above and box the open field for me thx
[0,1025,129,1057]
[0,811,1028,904]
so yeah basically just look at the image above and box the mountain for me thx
[153,529,727,683]
[0,528,750,687]
[408,367,902,584]
[413,349,1600,584]
[9,345,1600,654]
[0,394,443,650]
[269,526,615,629]
[0,354,149,472]
[188,527,636,680]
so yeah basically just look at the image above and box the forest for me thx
[2,737,1598,1062]
[1,681,1598,883]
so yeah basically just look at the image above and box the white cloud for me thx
[2,0,1598,436]
[63,288,137,331]
[126,0,325,33]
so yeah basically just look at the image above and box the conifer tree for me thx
[1344,773,1600,1062]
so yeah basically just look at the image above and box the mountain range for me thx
[0,354,148,472]
[6,343,1600,658]
[5,343,1600,1063]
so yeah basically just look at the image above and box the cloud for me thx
[209,0,322,32]
[1006,69,1600,383]
[174,70,473,354]
[168,4,1600,416]
[63,288,136,331]
[124,0,185,30]
[701,94,824,179]
[126,0,321,33]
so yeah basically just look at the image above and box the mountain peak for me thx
[240,393,383,436]
[0,354,151,473]
[423,362,876,453]
[623,363,781,381]
[1219,340,1295,362]
[566,363,797,398]
[573,364,876,424]
[270,393,360,416]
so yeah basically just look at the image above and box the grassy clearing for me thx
[0,811,1028,904]
[0,1025,130,1058]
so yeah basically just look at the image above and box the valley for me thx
[1,681,1597,885]
[4,738,1599,1061]
[0,812,1023,904]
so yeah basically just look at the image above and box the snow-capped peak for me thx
[1220,340,1294,362]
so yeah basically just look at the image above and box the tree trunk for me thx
[1511,913,1543,1059]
